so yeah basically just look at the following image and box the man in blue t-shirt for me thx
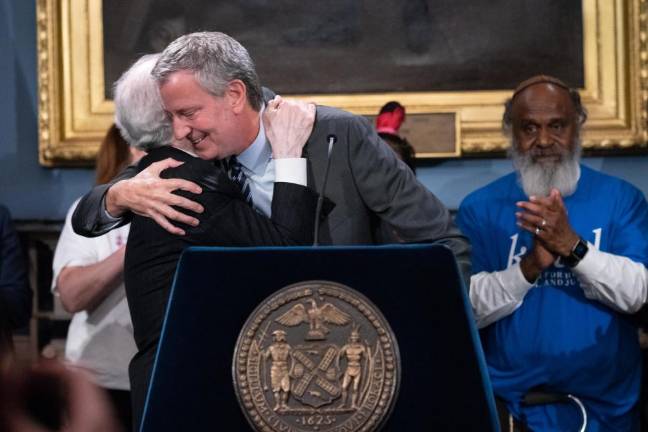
[457,75,648,431]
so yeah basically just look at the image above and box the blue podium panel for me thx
[141,245,498,431]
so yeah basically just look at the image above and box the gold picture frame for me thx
[37,0,648,166]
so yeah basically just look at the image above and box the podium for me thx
[140,245,499,431]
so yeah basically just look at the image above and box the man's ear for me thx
[225,80,248,114]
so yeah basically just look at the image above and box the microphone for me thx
[313,134,336,246]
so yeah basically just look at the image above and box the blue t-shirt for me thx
[457,165,648,431]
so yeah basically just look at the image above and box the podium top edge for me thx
[182,243,453,254]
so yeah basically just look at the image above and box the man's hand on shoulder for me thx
[263,95,316,158]
[106,157,205,235]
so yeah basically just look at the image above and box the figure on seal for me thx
[338,327,368,409]
[264,330,292,412]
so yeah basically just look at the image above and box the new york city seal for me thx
[233,281,400,432]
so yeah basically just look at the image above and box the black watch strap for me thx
[562,237,589,268]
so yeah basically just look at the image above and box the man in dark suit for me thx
[72,32,470,278]
[107,52,320,429]
[126,146,319,429]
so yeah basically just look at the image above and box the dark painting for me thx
[103,0,583,98]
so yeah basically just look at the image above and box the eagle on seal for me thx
[276,298,351,340]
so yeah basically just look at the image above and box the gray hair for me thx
[113,53,172,150]
[510,135,582,197]
[151,31,263,111]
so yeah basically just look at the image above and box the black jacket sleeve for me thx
[180,181,318,246]
[149,148,320,246]
[71,164,139,237]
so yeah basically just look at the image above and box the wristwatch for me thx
[561,237,589,268]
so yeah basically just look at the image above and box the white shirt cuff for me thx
[274,158,307,186]
[571,244,648,312]
[500,262,535,296]
[469,263,535,329]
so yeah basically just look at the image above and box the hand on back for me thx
[106,158,204,235]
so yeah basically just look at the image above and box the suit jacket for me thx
[302,105,469,259]
[123,146,318,429]
[71,101,470,278]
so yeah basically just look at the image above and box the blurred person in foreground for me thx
[107,53,319,429]
[51,124,144,430]
[457,75,648,431]
[0,360,122,432]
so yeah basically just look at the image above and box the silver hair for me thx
[151,31,263,111]
[113,53,172,150]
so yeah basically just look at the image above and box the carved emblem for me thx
[233,281,400,432]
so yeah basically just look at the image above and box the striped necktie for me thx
[225,157,254,207]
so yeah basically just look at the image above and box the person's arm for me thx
[469,243,555,328]
[131,150,318,247]
[571,247,648,313]
[263,95,312,187]
[54,202,126,314]
[0,206,31,329]
[183,179,318,246]
[469,265,532,329]
[346,116,471,281]
[456,195,556,328]
[104,159,204,236]
[570,185,648,313]
[71,164,138,237]
[55,246,125,314]
[72,161,203,238]
[467,254,643,329]
[516,187,648,313]
[180,94,319,244]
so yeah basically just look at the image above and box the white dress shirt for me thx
[234,114,306,217]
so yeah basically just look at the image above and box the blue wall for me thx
[0,0,94,221]
[1,0,647,220]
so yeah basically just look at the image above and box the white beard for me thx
[510,139,581,198]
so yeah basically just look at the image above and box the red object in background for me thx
[376,105,405,135]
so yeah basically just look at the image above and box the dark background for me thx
[103,0,584,97]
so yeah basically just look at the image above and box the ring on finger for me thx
[541,219,547,227]
[535,226,541,235]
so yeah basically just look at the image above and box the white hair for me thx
[509,138,581,197]
[113,53,172,150]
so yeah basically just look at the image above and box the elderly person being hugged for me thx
[96,52,320,429]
